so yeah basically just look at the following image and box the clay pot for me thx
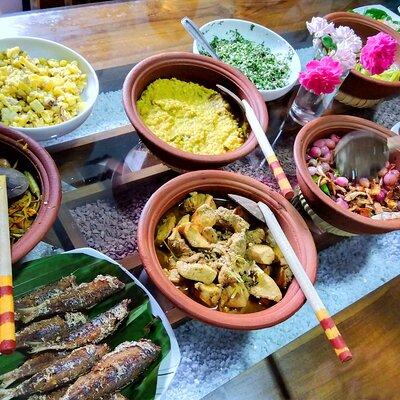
[123,52,268,171]
[294,115,400,235]
[138,170,317,330]
[325,12,400,101]
[1,126,61,263]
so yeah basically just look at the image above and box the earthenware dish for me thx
[122,52,268,172]
[324,12,400,103]
[192,18,301,101]
[1,125,61,262]
[294,115,400,235]
[138,170,318,330]
[0,37,99,141]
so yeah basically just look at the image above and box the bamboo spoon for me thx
[217,84,294,199]
[257,201,352,363]
[229,194,352,362]
[0,175,16,354]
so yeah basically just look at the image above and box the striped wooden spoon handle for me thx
[266,154,294,200]
[241,100,294,200]
[0,175,16,354]
[258,202,352,363]
[317,308,352,362]
[0,276,15,354]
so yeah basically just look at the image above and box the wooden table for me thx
[1,1,399,397]
[204,275,400,400]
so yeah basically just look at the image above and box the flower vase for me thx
[289,67,350,126]
[288,85,339,126]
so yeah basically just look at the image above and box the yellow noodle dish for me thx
[136,78,248,155]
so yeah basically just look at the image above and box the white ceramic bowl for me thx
[0,37,99,141]
[192,19,301,101]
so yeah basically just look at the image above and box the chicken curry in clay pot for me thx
[155,192,293,313]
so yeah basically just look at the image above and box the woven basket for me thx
[335,90,381,108]
[292,189,357,237]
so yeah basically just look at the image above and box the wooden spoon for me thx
[0,175,16,354]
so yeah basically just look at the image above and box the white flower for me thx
[332,25,362,53]
[306,17,335,38]
[330,42,357,71]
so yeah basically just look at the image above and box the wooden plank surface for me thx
[204,276,400,400]
[0,0,385,70]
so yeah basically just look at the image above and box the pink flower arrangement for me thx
[299,56,343,95]
[360,32,397,75]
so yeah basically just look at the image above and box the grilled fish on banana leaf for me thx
[60,340,160,400]
[16,313,87,349]
[0,345,108,400]
[30,391,127,400]
[30,300,131,353]
[0,352,69,389]
[28,387,68,400]
[16,275,125,324]
[15,276,77,309]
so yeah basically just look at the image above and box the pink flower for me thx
[299,56,343,95]
[360,32,397,75]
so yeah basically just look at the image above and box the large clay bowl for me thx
[138,170,317,330]
[325,12,400,102]
[294,115,400,235]
[123,52,268,171]
[1,126,61,263]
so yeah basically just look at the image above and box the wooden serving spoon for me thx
[216,84,294,200]
[0,168,28,354]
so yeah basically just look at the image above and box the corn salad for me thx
[0,46,87,128]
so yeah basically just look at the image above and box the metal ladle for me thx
[0,167,29,200]
[181,17,221,60]
[334,131,400,179]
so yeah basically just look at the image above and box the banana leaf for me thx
[0,252,172,400]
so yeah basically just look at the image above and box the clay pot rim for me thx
[122,51,267,165]
[325,12,400,88]
[293,115,400,231]
[138,170,318,330]
[1,126,61,263]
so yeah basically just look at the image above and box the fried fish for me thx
[15,276,77,310]
[60,340,160,400]
[28,387,68,400]
[0,345,108,400]
[29,391,127,400]
[16,313,87,349]
[0,352,68,389]
[16,275,125,324]
[30,300,131,353]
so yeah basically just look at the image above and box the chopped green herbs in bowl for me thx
[208,30,292,91]
[193,18,301,101]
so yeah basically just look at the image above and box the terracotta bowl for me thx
[325,12,400,104]
[294,115,400,235]
[138,170,317,330]
[123,52,268,171]
[1,126,61,263]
